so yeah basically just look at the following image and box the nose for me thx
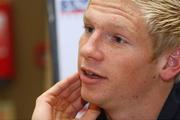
[80,31,104,62]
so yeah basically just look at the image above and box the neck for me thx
[103,82,174,120]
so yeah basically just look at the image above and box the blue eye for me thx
[113,36,126,44]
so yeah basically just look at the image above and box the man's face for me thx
[78,0,159,108]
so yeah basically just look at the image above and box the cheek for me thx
[77,37,85,68]
[108,56,157,96]
[107,53,154,88]
[108,55,140,77]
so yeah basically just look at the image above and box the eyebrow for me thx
[83,14,89,23]
[83,12,136,38]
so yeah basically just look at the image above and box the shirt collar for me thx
[97,83,180,120]
[158,82,180,120]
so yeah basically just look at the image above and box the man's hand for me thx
[32,73,101,120]
[80,104,101,120]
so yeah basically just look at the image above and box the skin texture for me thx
[32,73,101,120]
[32,0,179,120]
[78,0,174,119]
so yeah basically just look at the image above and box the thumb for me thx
[80,104,101,120]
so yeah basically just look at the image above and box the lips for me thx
[80,67,107,84]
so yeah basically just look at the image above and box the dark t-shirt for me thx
[97,82,180,120]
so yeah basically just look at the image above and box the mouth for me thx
[80,67,107,84]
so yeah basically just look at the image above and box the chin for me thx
[81,84,95,102]
[81,84,105,106]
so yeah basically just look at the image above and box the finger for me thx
[51,90,82,119]
[67,88,81,102]
[80,104,101,120]
[61,97,86,118]
[60,78,81,98]
[32,102,53,120]
[55,88,81,111]
[45,73,80,97]
[55,97,69,111]
[35,73,80,112]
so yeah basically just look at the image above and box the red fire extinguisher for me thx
[0,1,14,81]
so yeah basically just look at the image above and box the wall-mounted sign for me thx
[60,0,88,13]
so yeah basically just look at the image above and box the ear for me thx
[160,49,180,81]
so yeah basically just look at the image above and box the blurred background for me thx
[0,0,52,119]
[0,0,88,119]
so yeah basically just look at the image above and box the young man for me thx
[32,0,180,120]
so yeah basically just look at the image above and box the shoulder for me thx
[158,82,180,120]
[173,82,180,118]
[96,110,107,120]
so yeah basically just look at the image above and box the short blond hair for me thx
[134,0,180,58]
[133,0,180,81]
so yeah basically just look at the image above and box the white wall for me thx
[55,0,88,80]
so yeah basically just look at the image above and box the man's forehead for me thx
[90,0,128,2]
[90,0,135,4]
[88,0,141,16]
